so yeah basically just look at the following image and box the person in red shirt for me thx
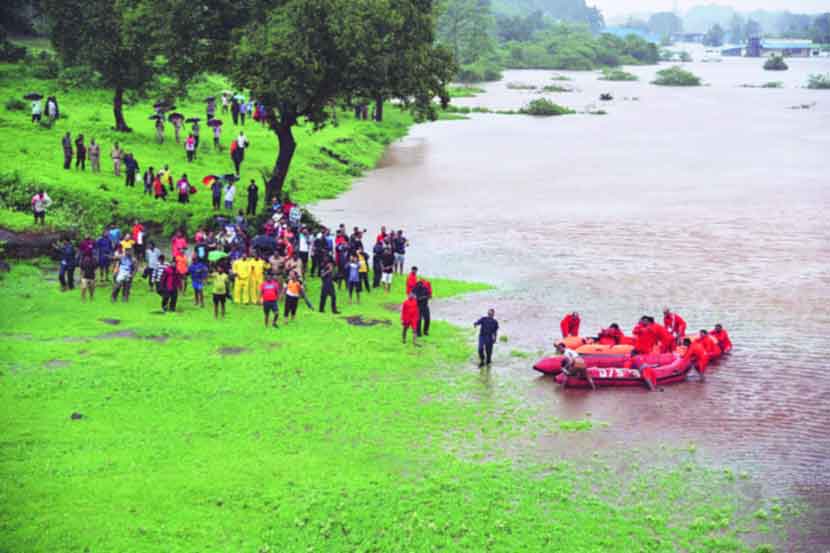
[695,329,721,358]
[651,321,675,353]
[560,312,580,338]
[260,273,282,328]
[663,308,687,341]
[401,293,419,345]
[376,225,388,245]
[683,337,709,380]
[632,316,658,354]
[710,324,732,353]
[597,323,624,345]
[406,266,419,296]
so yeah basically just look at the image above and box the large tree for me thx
[231,0,452,202]
[436,0,495,65]
[41,0,156,131]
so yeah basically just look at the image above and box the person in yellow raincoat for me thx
[232,254,252,304]
[248,255,267,304]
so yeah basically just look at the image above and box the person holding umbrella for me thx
[61,132,73,170]
[169,113,183,143]
[210,119,222,151]
[206,175,222,210]
[206,96,216,121]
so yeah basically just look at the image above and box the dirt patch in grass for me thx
[344,315,391,327]
[383,303,400,313]
[70,412,84,420]
[44,359,70,369]
[218,347,249,356]
[100,318,121,325]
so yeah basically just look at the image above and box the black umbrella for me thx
[207,118,223,127]
[148,114,163,120]
[205,96,216,102]
[186,117,201,124]
[24,92,43,101]
[167,112,184,122]
[252,235,277,252]
[221,174,239,183]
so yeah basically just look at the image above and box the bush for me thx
[763,55,788,71]
[652,66,702,86]
[519,98,573,116]
[457,60,503,83]
[506,82,537,90]
[5,98,27,111]
[540,84,572,92]
[807,73,830,89]
[31,52,60,79]
[0,39,27,63]
[599,68,638,81]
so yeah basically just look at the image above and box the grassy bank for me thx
[0,264,793,551]
[0,63,415,236]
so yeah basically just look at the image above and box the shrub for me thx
[519,98,574,116]
[506,82,537,90]
[599,68,638,81]
[550,74,571,81]
[807,73,830,89]
[763,55,788,71]
[5,98,26,112]
[0,39,27,63]
[652,66,702,86]
[540,84,572,92]
[456,61,502,83]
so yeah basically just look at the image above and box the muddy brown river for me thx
[313,56,830,548]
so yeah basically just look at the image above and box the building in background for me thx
[745,38,817,58]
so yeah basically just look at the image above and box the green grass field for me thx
[0,264,791,551]
[0,63,415,235]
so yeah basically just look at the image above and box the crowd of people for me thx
[554,309,733,389]
[52,204,435,335]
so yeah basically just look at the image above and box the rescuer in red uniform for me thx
[560,312,580,338]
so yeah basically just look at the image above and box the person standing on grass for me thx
[185,134,196,162]
[144,241,161,289]
[79,254,96,302]
[73,133,84,170]
[239,100,248,125]
[160,258,182,312]
[189,257,208,308]
[172,117,182,143]
[381,247,395,293]
[155,117,164,144]
[211,178,222,210]
[210,265,229,319]
[46,96,57,126]
[30,190,52,225]
[401,293,419,345]
[111,142,123,176]
[246,179,258,216]
[95,230,113,282]
[413,277,432,337]
[474,309,499,367]
[224,181,236,211]
[58,239,77,291]
[111,251,135,303]
[177,174,191,204]
[192,120,201,151]
[372,239,384,289]
[393,230,408,274]
[319,260,339,314]
[284,271,303,321]
[260,273,282,328]
[124,153,139,187]
[88,139,101,172]
[61,132,72,169]
[347,254,361,304]
[143,166,154,196]
[356,246,370,294]
[153,171,167,200]
[213,123,221,151]
[31,97,42,123]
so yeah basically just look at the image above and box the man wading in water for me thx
[474,309,499,367]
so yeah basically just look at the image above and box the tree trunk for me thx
[267,121,297,204]
[374,96,384,122]
[113,87,131,132]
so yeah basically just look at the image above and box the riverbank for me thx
[0,62,415,238]
[0,263,790,551]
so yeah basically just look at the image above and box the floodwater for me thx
[313,55,830,547]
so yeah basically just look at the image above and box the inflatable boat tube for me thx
[553,354,690,389]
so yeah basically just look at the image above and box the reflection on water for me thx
[313,57,830,548]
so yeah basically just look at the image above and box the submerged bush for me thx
[807,73,830,89]
[652,66,702,86]
[519,98,573,116]
[599,68,638,81]
[763,55,788,71]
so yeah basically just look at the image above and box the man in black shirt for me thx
[319,260,339,314]
[246,180,258,216]
[474,309,499,367]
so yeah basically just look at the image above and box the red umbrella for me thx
[202,175,221,187]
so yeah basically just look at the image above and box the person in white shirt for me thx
[31,190,52,225]
[556,341,595,390]
[224,183,236,211]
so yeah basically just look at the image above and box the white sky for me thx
[594,1,830,17]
